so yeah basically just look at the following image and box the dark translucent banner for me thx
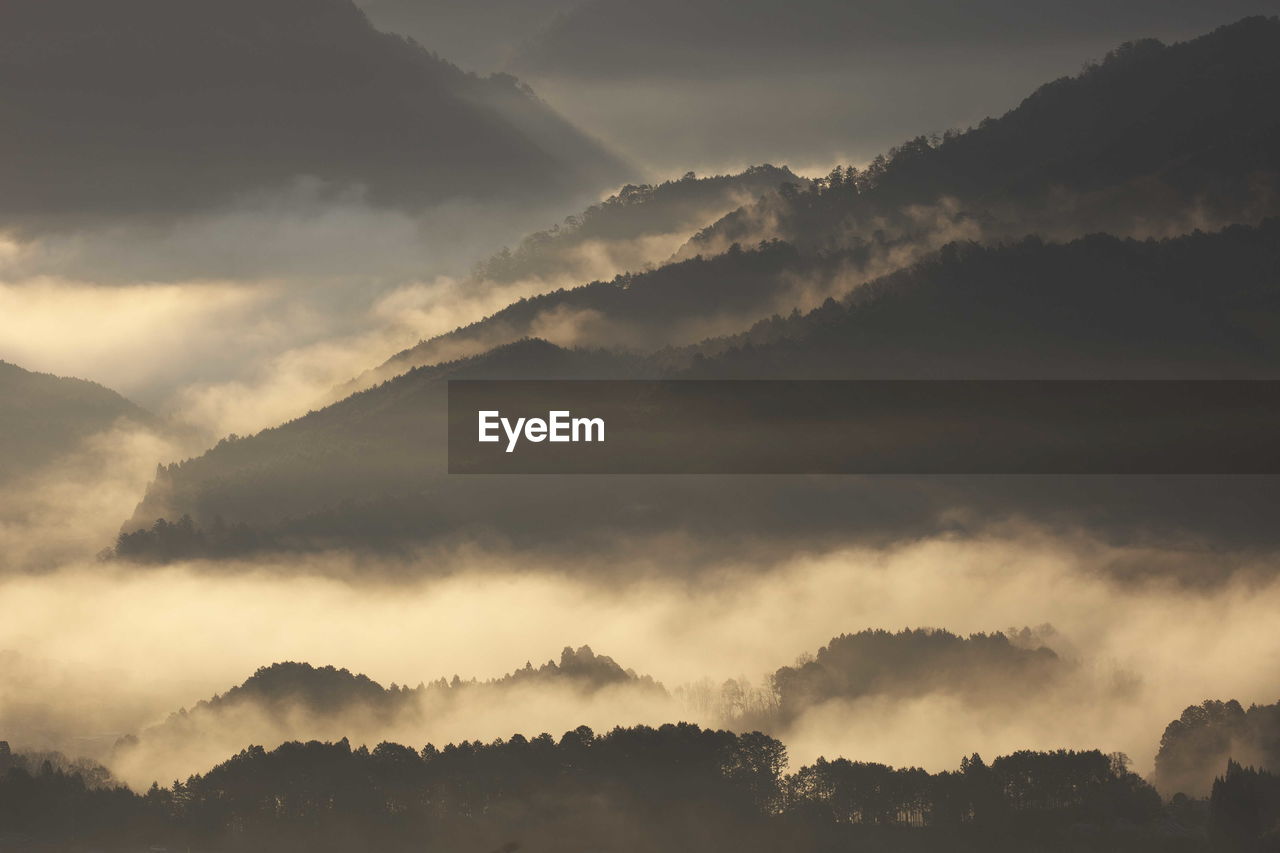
[447,380,1280,474]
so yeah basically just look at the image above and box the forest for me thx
[4,722,1276,852]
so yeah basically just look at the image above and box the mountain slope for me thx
[0,0,625,231]
[118,222,1280,557]
[0,361,156,482]
[687,18,1280,255]
[353,18,1280,396]
[681,223,1280,379]
[343,165,803,391]
[355,0,579,72]
[113,20,1280,558]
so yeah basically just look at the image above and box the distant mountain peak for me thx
[0,0,627,230]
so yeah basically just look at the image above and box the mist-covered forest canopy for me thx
[113,650,661,766]
[340,164,802,392]
[472,166,803,284]
[101,630,1083,790]
[771,629,1063,721]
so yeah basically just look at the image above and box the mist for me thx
[2,532,1277,790]
[0,178,713,437]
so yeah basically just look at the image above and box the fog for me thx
[0,180,716,436]
[1,532,1277,789]
[0,423,186,571]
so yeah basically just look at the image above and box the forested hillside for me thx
[347,19,1280,395]
[344,165,801,390]
[0,362,156,483]
[685,18,1280,257]
[117,222,1280,558]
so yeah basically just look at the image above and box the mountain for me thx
[355,0,579,72]
[686,17,1280,256]
[0,361,156,483]
[112,20,1280,559]
[343,165,802,391]
[352,19,1280,394]
[0,0,625,231]
[116,221,1280,560]
[503,6,1280,180]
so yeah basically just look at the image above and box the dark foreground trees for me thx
[7,722,1269,852]
[1211,761,1280,852]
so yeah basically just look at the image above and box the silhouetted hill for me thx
[1154,699,1280,798]
[128,650,662,735]
[203,663,402,718]
[110,649,669,787]
[0,0,624,231]
[772,629,1063,722]
[0,361,156,482]
[118,338,637,537]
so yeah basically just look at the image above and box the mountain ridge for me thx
[0,0,626,231]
